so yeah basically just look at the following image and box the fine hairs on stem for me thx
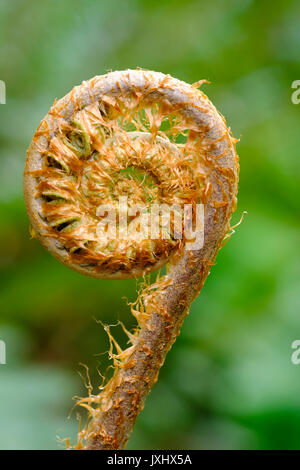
[24,69,239,450]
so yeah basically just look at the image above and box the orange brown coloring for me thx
[24,69,239,449]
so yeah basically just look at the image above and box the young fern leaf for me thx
[24,69,239,450]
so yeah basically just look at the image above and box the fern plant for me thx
[24,69,239,449]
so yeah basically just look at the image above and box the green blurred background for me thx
[0,0,299,450]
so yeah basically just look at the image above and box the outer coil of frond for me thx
[24,70,239,449]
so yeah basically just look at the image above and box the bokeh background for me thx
[0,0,299,450]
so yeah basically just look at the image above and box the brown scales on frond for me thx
[23,70,239,449]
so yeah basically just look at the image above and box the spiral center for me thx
[111,167,158,205]
[36,99,203,277]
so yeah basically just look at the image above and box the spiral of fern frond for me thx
[24,70,239,450]
[24,72,212,279]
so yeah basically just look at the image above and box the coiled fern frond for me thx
[24,69,239,449]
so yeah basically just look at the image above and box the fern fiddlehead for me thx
[24,69,239,450]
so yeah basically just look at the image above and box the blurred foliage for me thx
[0,0,300,450]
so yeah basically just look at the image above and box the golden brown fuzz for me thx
[24,69,239,449]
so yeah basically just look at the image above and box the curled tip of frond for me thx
[25,69,238,281]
